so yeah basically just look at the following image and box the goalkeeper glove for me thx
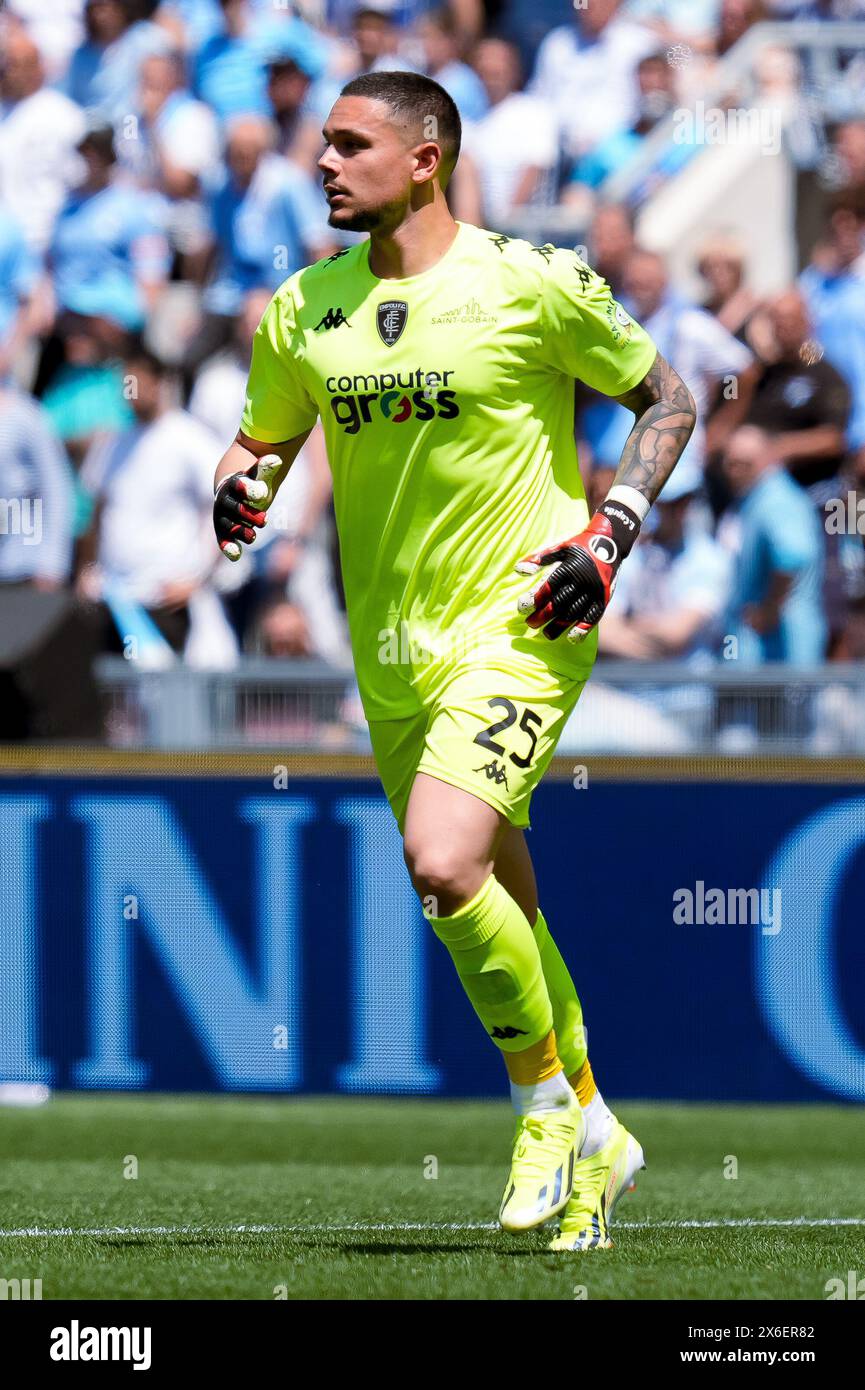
[515,496,643,641]
[214,454,282,561]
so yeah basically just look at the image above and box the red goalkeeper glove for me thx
[515,498,643,641]
[213,454,282,561]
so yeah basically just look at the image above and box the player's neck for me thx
[367,206,460,281]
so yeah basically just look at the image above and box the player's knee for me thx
[403,841,480,913]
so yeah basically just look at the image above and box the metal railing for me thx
[94,656,865,755]
[97,656,364,751]
[562,660,865,756]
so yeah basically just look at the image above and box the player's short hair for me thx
[339,70,462,181]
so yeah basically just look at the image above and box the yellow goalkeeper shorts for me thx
[367,649,589,833]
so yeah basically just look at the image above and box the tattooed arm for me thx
[610,351,698,509]
[515,353,696,642]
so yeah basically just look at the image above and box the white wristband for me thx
[606,484,651,524]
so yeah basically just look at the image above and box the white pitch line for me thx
[1,1217,864,1238]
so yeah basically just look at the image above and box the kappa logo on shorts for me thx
[473,758,510,789]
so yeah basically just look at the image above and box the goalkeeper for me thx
[213,71,696,1250]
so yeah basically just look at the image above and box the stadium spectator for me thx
[0,208,39,381]
[325,0,483,43]
[119,50,220,199]
[581,249,755,493]
[563,50,688,197]
[0,0,860,723]
[0,385,75,589]
[47,122,171,336]
[529,0,657,165]
[747,288,851,488]
[627,249,757,460]
[188,286,272,448]
[5,0,86,80]
[338,3,420,81]
[770,0,865,19]
[600,463,733,663]
[419,8,488,122]
[192,0,271,123]
[719,425,826,663]
[186,114,334,376]
[79,344,224,655]
[695,230,759,342]
[831,442,865,660]
[37,314,136,484]
[830,119,865,201]
[187,288,347,659]
[154,0,224,51]
[800,199,865,460]
[713,0,769,60]
[623,0,722,50]
[747,288,853,653]
[63,0,171,121]
[117,48,221,269]
[0,28,87,253]
[263,26,331,169]
[586,202,636,296]
[459,38,558,230]
[254,597,315,658]
[574,207,637,489]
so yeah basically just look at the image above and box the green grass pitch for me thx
[0,1095,861,1300]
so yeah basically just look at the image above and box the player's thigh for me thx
[417,658,587,832]
[367,707,429,834]
[402,770,508,905]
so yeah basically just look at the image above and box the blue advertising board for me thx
[1,761,863,1101]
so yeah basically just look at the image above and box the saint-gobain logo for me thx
[50,1321,152,1370]
[377,300,408,346]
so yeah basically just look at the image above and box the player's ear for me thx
[411,141,442,185]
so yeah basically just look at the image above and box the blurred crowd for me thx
[2,0,865,711]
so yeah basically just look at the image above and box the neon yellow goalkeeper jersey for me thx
[241,221,656,719]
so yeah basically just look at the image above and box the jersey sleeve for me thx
[539,252,657,396]
[241,287,319,443]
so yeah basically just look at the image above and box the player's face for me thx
[319,97,421,233]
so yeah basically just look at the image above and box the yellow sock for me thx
[428,873,554,1054]
[504,1028,563,1085]
[532,908,588,1078]
[570,1057,598,1107]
